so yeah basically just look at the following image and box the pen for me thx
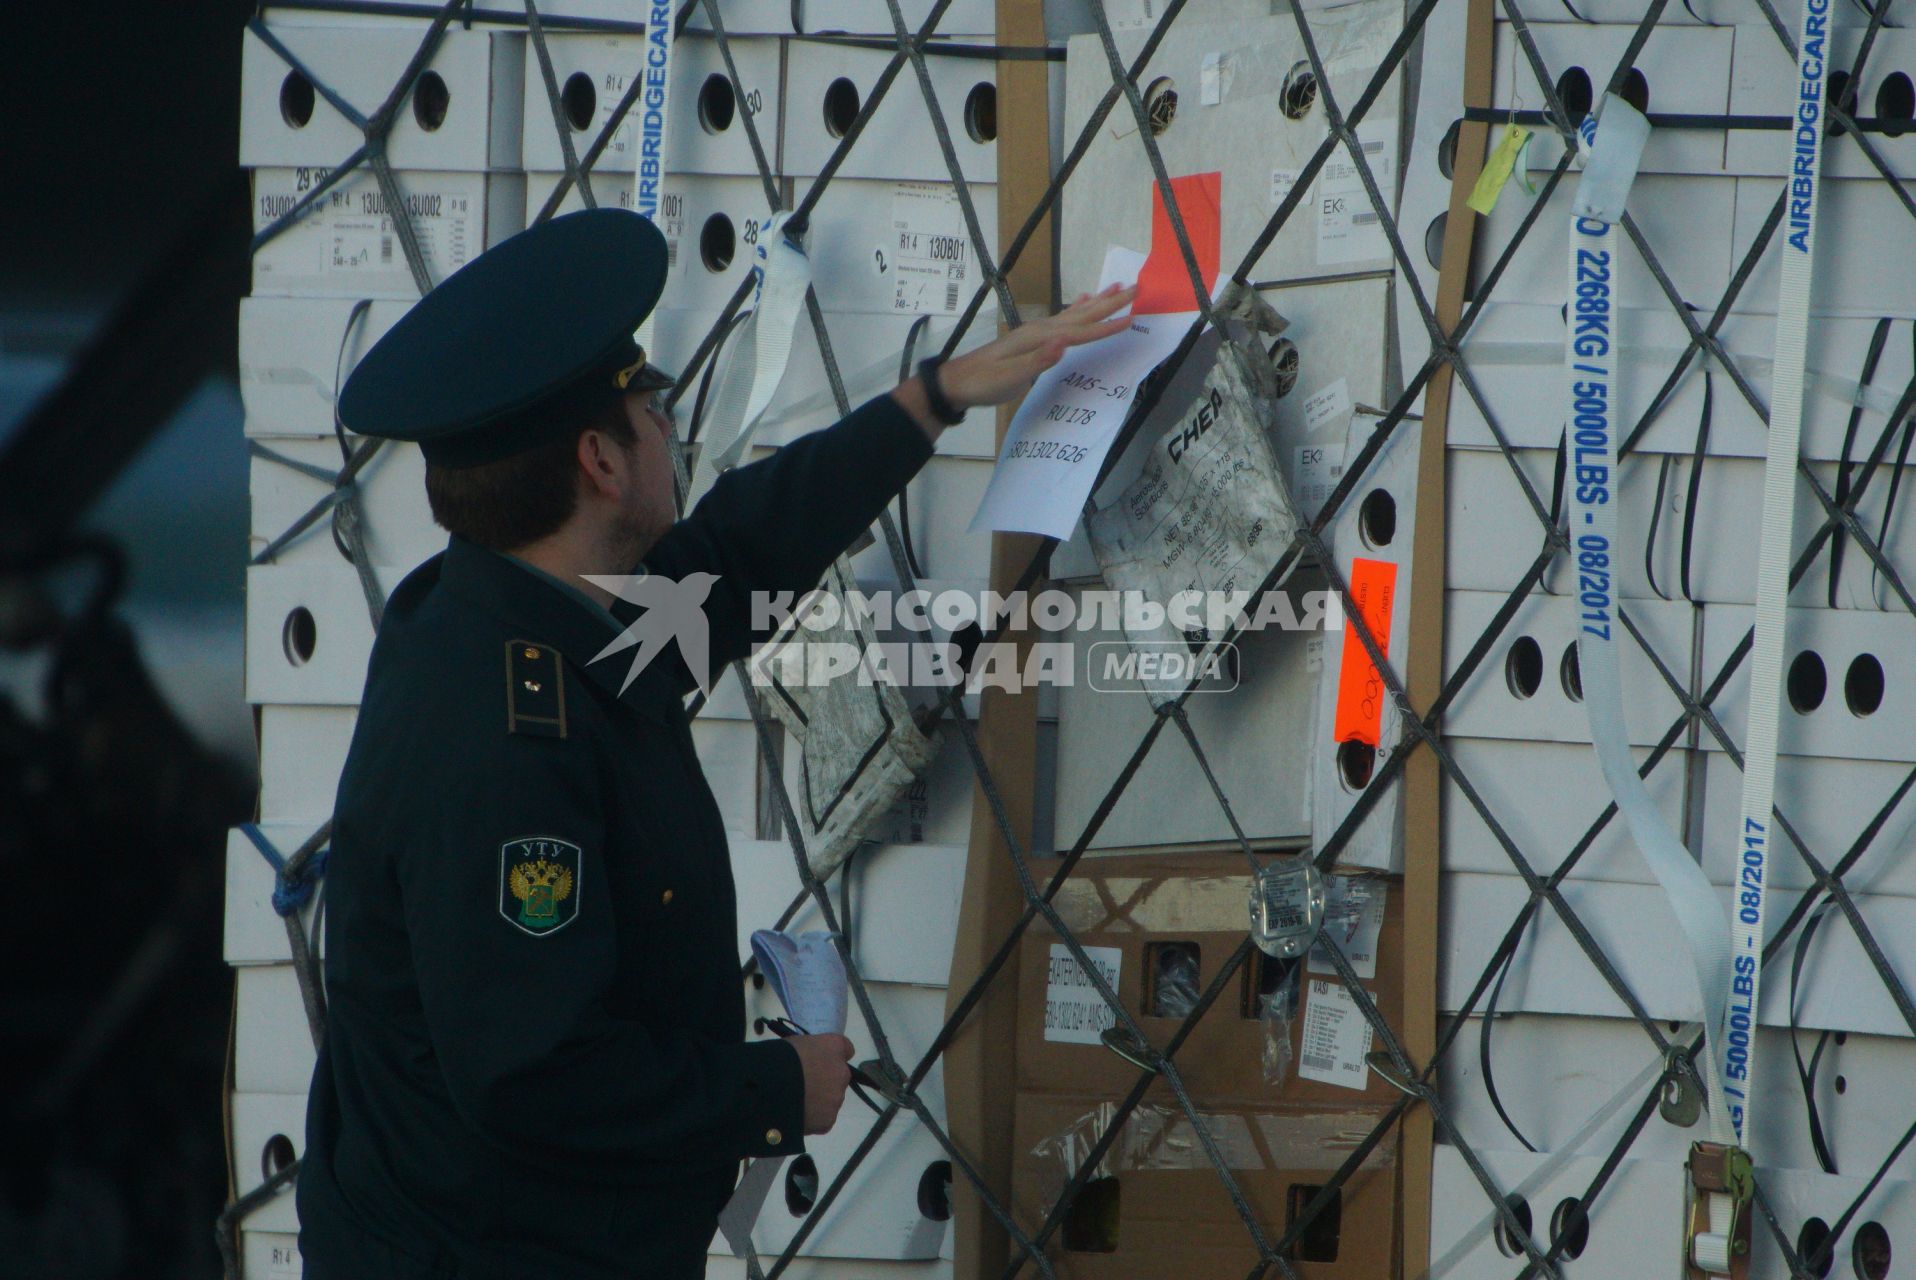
[759,1016,886,1110]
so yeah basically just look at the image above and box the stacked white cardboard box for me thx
[227,5,1025,1276]
[227,1,1916,1273]
[233,12,528,1276]
[682,8,1002,1272]
[1399,3,1916,1274]
[1041,0,1418,879]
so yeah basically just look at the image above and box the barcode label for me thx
[1309,878,1388,980]
[884,776,930,843]
[1294,433,1348,515]
[380,236,393,264]
[1315,123,1397,266]
[666,239,679,269]
[1302,1053,1335,1073]
[1299,462,1346,512]
[267,1242,302,1280]
[945,282,960,311]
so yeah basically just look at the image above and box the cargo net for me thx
[228,0,1916,1277]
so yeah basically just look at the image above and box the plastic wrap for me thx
[749,555,939,878]
[1260,960,1300,1087]
[1085,283,1302,706]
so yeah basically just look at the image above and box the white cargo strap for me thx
[1558,96,1744,1271]
[691,212,813,495]
[1717,0,1831,1156]
[1450,339,1908,419]
[1696,1194,1737,1273]
[716,1152,783,1257]
[632,0,677,350]
[1562,98,1733,1141]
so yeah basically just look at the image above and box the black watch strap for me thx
[916,356,966,426]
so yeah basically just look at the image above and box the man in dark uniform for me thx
[293,206,1134,1278]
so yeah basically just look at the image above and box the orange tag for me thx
[1332,557,1398,748]
[1132,172,1221,316]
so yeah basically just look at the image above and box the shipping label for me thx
[1043,943,1123,1044]
[890,182,972,315]
[1298,978,1374,1089]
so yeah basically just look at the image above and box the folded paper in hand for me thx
[717,929,850,1257]
[750,927,850,1035]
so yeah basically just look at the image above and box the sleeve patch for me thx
[500,837,583,935]
[506,640,567,738]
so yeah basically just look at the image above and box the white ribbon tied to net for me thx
[692,211,814,497]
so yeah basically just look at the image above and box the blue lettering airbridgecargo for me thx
[1787,0,1829,252]
[634,1,675,222]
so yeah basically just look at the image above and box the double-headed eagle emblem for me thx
[500,839,582,935]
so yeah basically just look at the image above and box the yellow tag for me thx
[1466,124,1532,216]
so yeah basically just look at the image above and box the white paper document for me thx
[970,246,1200,540]
[749,928,849,1035]
[1315,123,1397,266]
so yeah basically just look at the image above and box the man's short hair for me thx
[423,389,637,551]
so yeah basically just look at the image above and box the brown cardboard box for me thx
[1015,853,1405,1107]
[1006,854,1404,1277]
[1008,1090,1398,1278]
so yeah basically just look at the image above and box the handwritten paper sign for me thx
[971,173,1224,541]
[968,248,1197,539]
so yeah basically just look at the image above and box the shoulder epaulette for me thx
[506,640,567,738]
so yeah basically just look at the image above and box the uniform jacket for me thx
[297,393,934,1278]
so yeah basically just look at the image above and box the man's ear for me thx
[575,427,628,501]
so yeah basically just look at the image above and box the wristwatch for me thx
[915,356,967,426]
